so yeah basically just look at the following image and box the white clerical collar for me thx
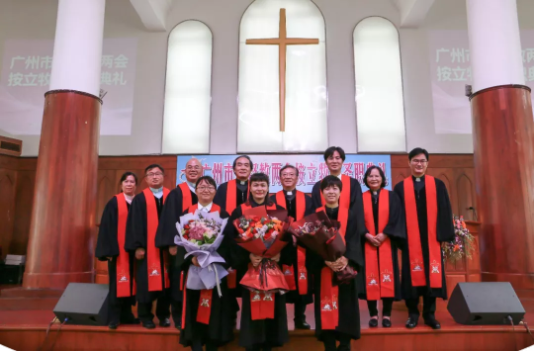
[123,193,134,204]
[198,202,213,212]
[414,175,424,182]
[150,187,163,199]
[284,189,295,196]
[238,179,247,185]
[331,173,342,180]
[372,191,378,195]
[186,180,196,193]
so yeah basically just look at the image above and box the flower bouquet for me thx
[233,206,293,293]
[288,211,357,285]
[175,210,229,296]
[442,215,475,264]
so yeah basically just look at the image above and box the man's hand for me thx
[271,253,281,262]
[135,248,146,260]
[376,233,387,243]
[106,257,113,261]
[192,256,200,267]
[250,253,262,267]
[169,246,178,256]
[366,233,381,247]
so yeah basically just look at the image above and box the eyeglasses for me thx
[186,166,201,170]
[411,159,428,165]
[281,173,296,178]
[146,172,163,178]
[235,162,250,168]
[197,186,215,192]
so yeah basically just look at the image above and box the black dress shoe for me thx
[108,322,119,330]
[382,318,392,328]
[405,316,418,329]
[368,318,379,328]
[175,324,181,331]
[159,318,171,327]
[294,320,311,330]
[424,317,441,330]
[142,320,156,329]
[337,342,351,351]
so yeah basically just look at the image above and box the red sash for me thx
[319,175,351,236]
[115,194,134,297]
[186,203,222,325]
[226,179,249,214]
[178,182,193,210]
[403,176,441,288]
[144,188,171,292]
[363,190,394,300]
[276,191,308,295]
[316,206,348,330]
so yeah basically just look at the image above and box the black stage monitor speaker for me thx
[447,282,525,325]
[53,283,109,326]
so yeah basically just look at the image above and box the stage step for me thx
[0,296,59,310]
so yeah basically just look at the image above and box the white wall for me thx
[1,0,533,156]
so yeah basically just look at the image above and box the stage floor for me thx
[0,286,533,351]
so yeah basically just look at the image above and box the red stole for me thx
[243,201,278,320]
[181,203,222,326]
[363,189,394,300]
[403,176,441,288]
[276,191,308,295]
[319,175,351,236]
[144,187,171,292]
[115,194,135,297]
[316,206,347,330]
[226,179,249,214]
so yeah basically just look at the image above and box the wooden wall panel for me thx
[0,170,16,259]
[11,171,35,254]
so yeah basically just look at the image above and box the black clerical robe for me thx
[178,204,234,349]
[309,206,364,341]
[394,175,455,299]
[155,183,198,301]
[213,179,249,215]
[358,189,405,301]
[224,199,290,349]
[270,190,315,304]
[95,194,136,322]
[125,189,170,303]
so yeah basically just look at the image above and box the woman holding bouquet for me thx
[359,166,405,328]
[95,172,138,329]
[225,173,289,351]
[310,175,365,351]
[173,176,235,351]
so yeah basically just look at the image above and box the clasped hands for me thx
[325,256,348,272]
[366,233,387,247]
[250,253,280,267]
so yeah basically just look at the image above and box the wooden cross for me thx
[246,8,319,132]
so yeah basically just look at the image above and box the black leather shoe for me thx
[294,320,311,330]
[382,318,392,328]
[368,317,379,328]
[406,316,418,329]
[337,342,351,351]
[142,320,156,329]
[159,318,171,327]
[424,317,441,330]
[108,322,119,330]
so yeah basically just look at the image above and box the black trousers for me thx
[405,296,436,319]
[108,297,135,324]
[137,293,171,322]
[294,299,307,322]
[192,341,218,351]
[322,331,351,351]
[367,298,394,317]
[245,347,272,351]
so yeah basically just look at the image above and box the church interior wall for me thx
[4,0,534,156]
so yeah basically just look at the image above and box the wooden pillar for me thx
[23,91,101,289]
[470,85,534,290]
[22,0,106,290]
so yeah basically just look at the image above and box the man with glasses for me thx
[156,158,203,329]
[394,148,454,330]
[125,164,172,329]
[270,165,314,329]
